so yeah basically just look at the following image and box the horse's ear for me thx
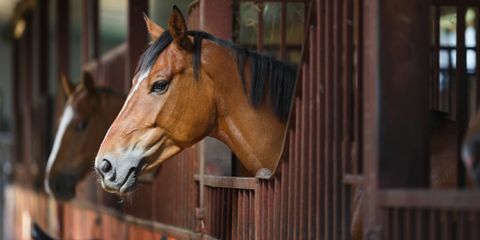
[60,73,74,97]
[143,14,164,41]
[168,5,192,51]
[81,71,97,95]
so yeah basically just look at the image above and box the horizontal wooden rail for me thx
[69,199,216,240]
[378,190,480,209]
[343,174,365,186]
[194,174,257,190]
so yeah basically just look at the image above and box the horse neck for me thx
[211,61,287,175]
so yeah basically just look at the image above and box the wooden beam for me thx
[82,0,99,63]
[126,0,149,92]
[363,0,430,237]
[199,0,233,40]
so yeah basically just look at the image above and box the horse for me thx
[45,72,125,201]
[94,6,296,194]
[462,109,480,185]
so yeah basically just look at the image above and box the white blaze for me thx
[46,105,74,174]
[97,68,151,153]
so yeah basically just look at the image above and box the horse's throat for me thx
[215,109,287,175]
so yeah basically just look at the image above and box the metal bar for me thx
[254,180,261,240]
[273,177,280,240]
[195,175,256,190]
[238,190,244,240]
[433,6,440,110]
[324,0,334,238]
[299,50,309,240]
[477,6,480,107]
[279,154,289,240]
[307,22,317,240]
[457,6,468,188]
[257,0,264,51]
[280,0,287,58]
[342,0,354,238]
[231,190,238,240]
[333,0,344,237]
[316,0,326,238]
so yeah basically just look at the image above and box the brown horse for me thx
[462,110,480,185]
[45,73,125,200]
[94,6,296,194]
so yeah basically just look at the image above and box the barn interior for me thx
[0,0,479,239]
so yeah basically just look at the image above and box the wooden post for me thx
[126,0,149,92]
[199,0,233,40]
[363,0,430,238]
[82,0,99,63]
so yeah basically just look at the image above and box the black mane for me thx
[136,30,297,122]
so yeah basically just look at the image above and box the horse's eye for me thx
[75,120,88,132]
[151,80,169,94]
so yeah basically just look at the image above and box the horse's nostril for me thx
[100,159,112,174]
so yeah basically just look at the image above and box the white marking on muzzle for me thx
[97,68,151,154]
[46,105,74,175]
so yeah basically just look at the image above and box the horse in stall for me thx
[462,109,480,185]
[45,72,125,201]
[94,6,296,193]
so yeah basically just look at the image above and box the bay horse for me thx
[462,109,480,185]
[45,72,125,200]
[95,6,296,194]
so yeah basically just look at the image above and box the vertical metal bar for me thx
[476,6,480,107]
[239,190,245,240]
[273,177,281,239]
[257,0,264,52]
[472,212,478,240]
[232,190,238,240]
[254,180,261,240]
[433,6,440,110]
[287,132,294,239]
[428,210,435,240]
[342,0,354,238]
[294,75,302,240]
[299,48,309,240]
[280,0,287,59]
[334,0,345,238]
[307,18,317,240]
[279,155,288,239]
[324,0,334,239]
[316,0,326,238]
[441,211,449,240]
[457,6,468,188]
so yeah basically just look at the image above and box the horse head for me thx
[45,72,124,201]
[95,6,296,194]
